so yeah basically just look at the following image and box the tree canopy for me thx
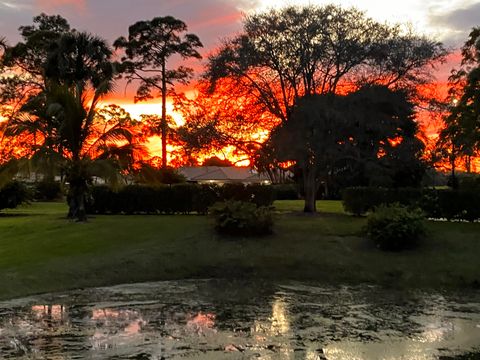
[205,5,446,123]
[268,86,423,212]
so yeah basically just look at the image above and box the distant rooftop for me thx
[179,166,270,184]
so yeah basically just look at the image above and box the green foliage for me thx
[270,86,424,212]
[87,183,276,215]
[342,186,480,222]
[248,184,276,207]
[0,181,30,211]
[459,175,480,192]
[210,200,274,237]
[366,203,425,251]
[342,187,422,216]
[272,184,299,200]
[192,184,220,215]
[220,183,249,202]
[33,180,62,201]
[220,183,275,206]
[88,185,115,214]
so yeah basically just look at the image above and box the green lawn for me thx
[0,201,479,300]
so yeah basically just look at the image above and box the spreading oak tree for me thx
[196,4,445,211]
[269,86,423,212]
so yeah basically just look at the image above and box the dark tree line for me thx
[3,5,478,215]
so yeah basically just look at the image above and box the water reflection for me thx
[0,280,479,359]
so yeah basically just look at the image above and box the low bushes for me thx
[342,187,480,221]
[210,200,274,236]
[33,180,63,201]
[0,181,30,211]
[87,183,276,215]
[366,203,426,251]
[272,184,299,200]
[421,190,480,222]
[342,187,422,216]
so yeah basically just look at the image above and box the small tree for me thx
[114,16,203,168]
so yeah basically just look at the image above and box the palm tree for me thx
[6,31,144,221]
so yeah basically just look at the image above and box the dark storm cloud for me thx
[429,1,480,46]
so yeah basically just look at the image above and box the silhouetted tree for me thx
[205,5,446,123]
[202,156,233,167]
[440,27,480,179]
[189,5,445,185]
[114,16,203,168]
[0,14,73,117]
[269,86,421,212]
[6,31,138,221]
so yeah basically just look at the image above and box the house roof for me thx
[179,166,269,183]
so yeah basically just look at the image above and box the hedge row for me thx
[0,181,30,211]
[87,183,277,215]
[342,187,480,221]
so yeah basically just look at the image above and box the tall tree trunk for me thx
[161,61,168,169]
[466,155,471,173]
[303,166,317,213]
[67,161,88,221]
[450,153,458,189]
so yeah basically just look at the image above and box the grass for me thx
[0,200,479,300]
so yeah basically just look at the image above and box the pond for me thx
[0,279,479,359]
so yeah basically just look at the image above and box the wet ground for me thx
[0,279,479,359]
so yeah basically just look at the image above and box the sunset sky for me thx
[1,0,478,108]
[1,0,479,157]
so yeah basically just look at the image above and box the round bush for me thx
[210,200,274,237]
[0,181,30,211]
[366,203,425,251]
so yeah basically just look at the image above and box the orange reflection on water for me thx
[186,312,216,336]
[31,305,66,322]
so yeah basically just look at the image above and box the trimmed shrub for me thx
[34,180,62,201]
[419,189,480,222]
[246,184,275,207]
[221,183,250,202]
[192,184,220,215]
[366,203,426,251]
[87,183,276,215]
[342,187,380,216]
[0,181,30,211]
[459,175,480,192]
[170,183,194,214]
[272,184,299,200]
[342,187,480,222]
[210,200,274,236]
[88,185,115,214]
